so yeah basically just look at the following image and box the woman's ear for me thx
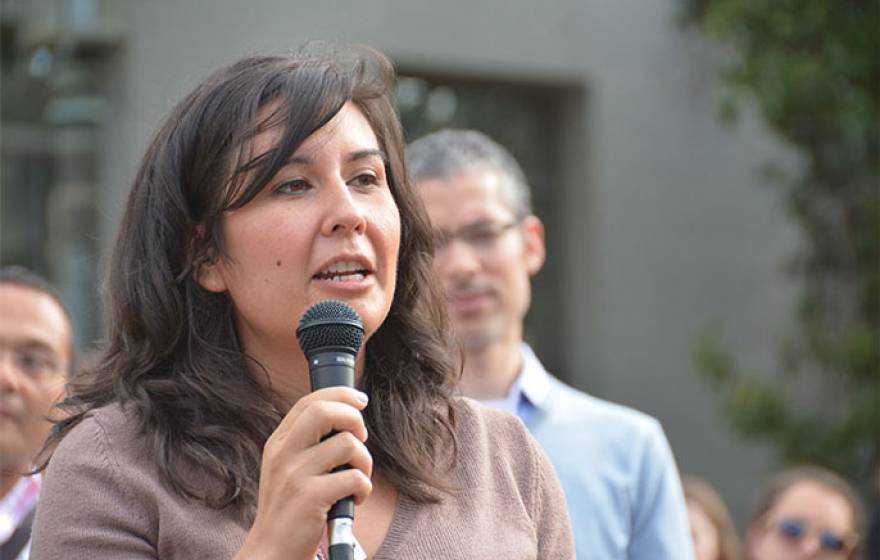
[195,257,227,293]
[192,226,227,293]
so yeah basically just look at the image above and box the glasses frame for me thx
[431,215,526,254]
[763,515,858,557]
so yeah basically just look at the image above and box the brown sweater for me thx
[30,398,573,559]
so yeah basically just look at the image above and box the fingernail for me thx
[356,390,369,404]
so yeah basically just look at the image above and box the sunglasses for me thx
[772,517,855,556]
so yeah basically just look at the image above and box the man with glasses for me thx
[0,266,71,560]
[408,129,694,559]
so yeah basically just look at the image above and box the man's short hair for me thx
[0,265,75,372]
[407,129,532,217]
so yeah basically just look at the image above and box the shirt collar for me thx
[0,474,41,542]
[518,342,552,410]
[476,343,553,416]
[479,372,524,415]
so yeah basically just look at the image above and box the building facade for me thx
[1,0,801,526]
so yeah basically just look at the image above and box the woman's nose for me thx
[321,180,367,236]
[798,535,822,557]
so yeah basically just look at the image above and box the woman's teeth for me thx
[316,261,368,281]
[329,272,365,281]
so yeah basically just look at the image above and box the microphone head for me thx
[296,300,365,357]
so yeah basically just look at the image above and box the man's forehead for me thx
[0,284,72,362]
[419,168,516,225]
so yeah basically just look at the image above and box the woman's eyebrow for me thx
[347,149,388,164]
[282,149,387,166]
[285,154,312,166]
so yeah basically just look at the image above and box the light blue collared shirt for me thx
[480,344,695,560]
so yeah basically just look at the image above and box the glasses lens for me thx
[435,219,521,252]
[777,519,806,540]
[464,227,504,248]
[819,531,846,552]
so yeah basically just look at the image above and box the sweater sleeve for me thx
[528,427,576,559]
[30,413,157,559]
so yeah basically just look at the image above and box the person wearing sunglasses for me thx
[746,466,864,560]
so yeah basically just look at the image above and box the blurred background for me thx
[1,0,876,529]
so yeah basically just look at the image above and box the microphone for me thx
[296,300,365,560]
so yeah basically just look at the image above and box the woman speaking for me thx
[29,43,573,559]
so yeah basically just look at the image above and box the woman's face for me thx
[199,101,400,400]
[747,481,857,560]
[687,500,721,560]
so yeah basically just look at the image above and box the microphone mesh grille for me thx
[296,300,365,355]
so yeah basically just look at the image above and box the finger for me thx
[280,387,368,433]
[293,399,368,445]
[297,386,369,414]
[312,468,374,508]
[305,431,373,479]
[269,433,372,505]
[265,400,368,462]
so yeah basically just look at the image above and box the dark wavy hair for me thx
[37,43,458,519]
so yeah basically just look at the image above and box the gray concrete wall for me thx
[95,0,801,526]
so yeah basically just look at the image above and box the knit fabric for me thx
[30,398,573,559]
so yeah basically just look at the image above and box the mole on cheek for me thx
[276,260,282,267]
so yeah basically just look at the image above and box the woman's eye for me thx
[273,178,310,195]
[349,173,379,189]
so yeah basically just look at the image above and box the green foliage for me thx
[684,0,880,494]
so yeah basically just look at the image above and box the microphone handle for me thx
[308,351,356,391]
[308,351,357,560]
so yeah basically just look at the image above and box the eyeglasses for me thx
[771,517,856,557]
[0,347,63,380]
[432,218,523,253]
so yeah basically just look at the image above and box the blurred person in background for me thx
[746,466,864,560]
[408,128,694,560]
[0,266,71,560]
[683,475,741,560]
